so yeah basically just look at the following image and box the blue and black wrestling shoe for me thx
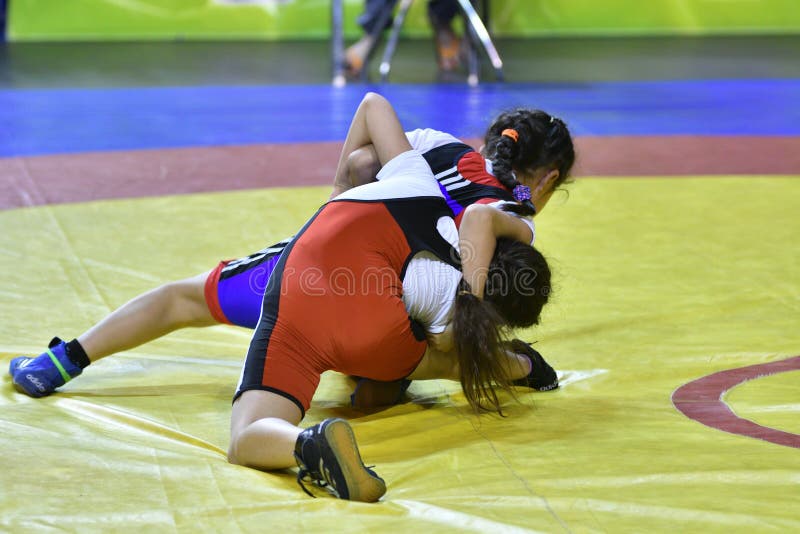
[9,337,82,397]
[509,339,560,391]
[294,418,386,502]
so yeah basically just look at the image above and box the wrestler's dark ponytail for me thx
[452,239,552,414]
[483,109,576,216]
[452,278,510,414]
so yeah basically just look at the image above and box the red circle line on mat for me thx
[671,356,800,449]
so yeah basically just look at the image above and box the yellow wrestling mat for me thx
[2,177,799,532]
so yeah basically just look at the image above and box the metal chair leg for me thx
[331,0,346,87]
[464,21,480,86]
[360,1,397,82]
[379,0,414,83]
[454,0,504,81]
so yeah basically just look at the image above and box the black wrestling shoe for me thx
[294,418,386,502]
[508,339,559,391]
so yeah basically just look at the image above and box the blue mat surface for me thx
[2,79,798,157]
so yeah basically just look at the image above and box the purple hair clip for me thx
[513,184,531,202]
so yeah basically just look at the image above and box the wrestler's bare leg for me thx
[79,271,217,362]
[229,390,386,502]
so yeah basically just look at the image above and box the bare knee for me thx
[158,275,215,328]
[227,423,248,465]
[347,146,381,188]
[226,424,294,471]
[227,440,243,466]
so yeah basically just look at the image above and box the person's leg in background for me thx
[345,0,399,78]
[1,0,7,42]
[428,0,462,73]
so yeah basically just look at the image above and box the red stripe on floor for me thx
[2,136,799,210]
[672,356,800,449]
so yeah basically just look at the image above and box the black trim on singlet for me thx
[422,142,474,175]
[219,237,293,280]
[409,319,427,342]
[421,142,516,211]
[232,386,306,418]
[448,181,515,206]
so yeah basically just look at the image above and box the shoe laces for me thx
[295,449,379,499]
[295,464,324,498]
[296,455,334,498]
[294,428,340,498]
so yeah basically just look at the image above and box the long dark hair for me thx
[484,109,576,216]
[452,239,551,414]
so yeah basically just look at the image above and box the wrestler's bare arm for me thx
[330,93,410,199]
[407,344,460,381]
[427,324,454,353]
[459,204,533,299]
[408,343,530,382]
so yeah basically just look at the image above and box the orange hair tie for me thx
[501,128,519,143]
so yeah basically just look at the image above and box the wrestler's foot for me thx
[508,339,559,391]
[9,337,82,397]
[350,377,411,410]
[294,418,386,502]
